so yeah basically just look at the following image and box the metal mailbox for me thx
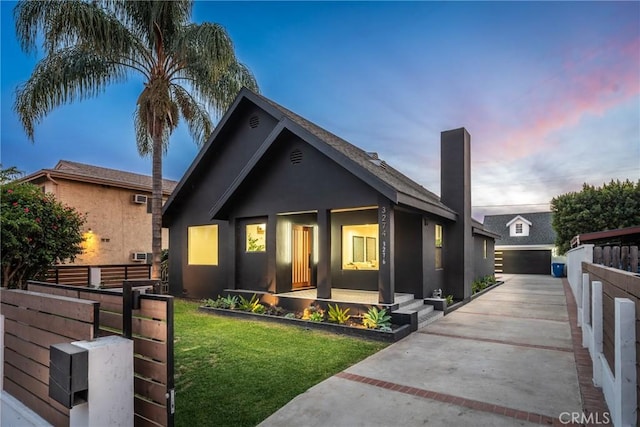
[49,342,88,408]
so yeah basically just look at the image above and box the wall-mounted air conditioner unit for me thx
[131,252,147,262]
[132,194,148,204]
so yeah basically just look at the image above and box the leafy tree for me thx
[13,0,258,279]
[1,181,85,289]
[0,165,24,184]
[551,179,640,253]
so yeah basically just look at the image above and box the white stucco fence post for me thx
[566,245,594,327]
[591,281,603,387]
[582,273,591,345]
[70,335,134,427]
[613,298,636,427]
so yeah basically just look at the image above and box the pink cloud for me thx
[473,36,640,162]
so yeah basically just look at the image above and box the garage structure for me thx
[484,212,556,275]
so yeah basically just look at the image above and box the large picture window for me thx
[342,224,378,270]
[246,223,266,252]
[435,224,443,269]
[188,225,218,265]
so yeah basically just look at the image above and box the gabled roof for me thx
[164,88,457,220]
[21,160,177,195]
[483,211,556,246]
[471,219,501,239]
[506,215,532,227]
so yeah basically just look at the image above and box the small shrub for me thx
[265,305,286,316]
[238,294,265,313]
[284,312,297,319]
[302,304,324,320]
[219,295,238,309]
[203,298,217,308]
[204,295,238,309]
[308,311,324,322]
[327,304,351,324]
[362,306,391,330]
[445,295,454,306]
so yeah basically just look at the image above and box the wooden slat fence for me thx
[593,245,639,273]
[1,288,99,426]
[26,280,174,427]
[44,264,152,287]
[582,262,640,426]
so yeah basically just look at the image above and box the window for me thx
[483,239,487,259]
[515,223,523,234]
[342,224,378,270]
[435,224,443,269]
[188,225,218,265]
[246,223,266,252]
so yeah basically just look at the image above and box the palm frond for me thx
[14,0,65,53]
[171,84,213,146]
[14,46,126,140]
[169,22,235,81]
[189,60,259,117]
[111,0,193,51]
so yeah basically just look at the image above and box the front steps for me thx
[393,296,444,329]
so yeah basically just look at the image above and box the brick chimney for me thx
[440,128,473,300]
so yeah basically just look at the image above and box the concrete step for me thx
[394,298,435,329]
[398,299,429,312]
[395,294,416,306]
[417,310,444,329]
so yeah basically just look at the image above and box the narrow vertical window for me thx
[435,224,443,269]
[188,225,219,265]
[483,239,487,259]
[246,223,266,252]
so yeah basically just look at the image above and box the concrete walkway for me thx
[260,275,590,426]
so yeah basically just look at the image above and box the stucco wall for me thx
[42,178,168,265]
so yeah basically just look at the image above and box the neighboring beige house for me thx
[21,160,177,265]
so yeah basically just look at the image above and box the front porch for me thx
[276,288,414,307]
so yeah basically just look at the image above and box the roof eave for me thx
[21,170,173,195]
[472,226,501,239]
[397,193,457,220]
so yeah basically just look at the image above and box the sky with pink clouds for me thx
[1,1,638,220]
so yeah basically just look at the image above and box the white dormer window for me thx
[506,215,532,237]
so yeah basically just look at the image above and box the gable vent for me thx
[290,149,303,165]
[249,115,260,128]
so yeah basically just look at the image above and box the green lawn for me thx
[174,299,387,427]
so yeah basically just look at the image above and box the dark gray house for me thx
[483,212,556,274]
[163,89,496,304]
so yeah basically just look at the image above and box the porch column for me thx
[267,214,277,293]
[227,219,236,290]
[316,209,332,299]
[378,198,395,304]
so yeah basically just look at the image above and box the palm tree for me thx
[14,0,258,280]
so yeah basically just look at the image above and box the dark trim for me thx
[162,294,175,425]
[397,193,457,221]
[122,282,132,339]
[472,226,501,239]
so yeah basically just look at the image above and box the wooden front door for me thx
[292,225,312,289]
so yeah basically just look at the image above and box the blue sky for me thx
[1,1,638,219]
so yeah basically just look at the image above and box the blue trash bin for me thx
[552,262,565,277]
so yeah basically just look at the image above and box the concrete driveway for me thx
[260,275,588,426]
